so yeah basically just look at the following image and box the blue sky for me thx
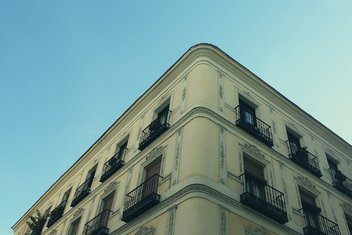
[1,1,352,234]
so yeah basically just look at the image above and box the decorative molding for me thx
[182,88,186,101]
[104,181,118,193]
[72,208,84,219]
[172,129,182,185]
[139,145,166,185]
[243,143,265,159]
[219,127,226,184]
[295,175,317,193]
[286,122,296,129]
[244,226,270,235]
[241,90,251,97]
[135,226,156,235]
[181,75,187,114]
[147,146,164,161]
[219,85,223,99]
[219,207,228,235]
[218,71,225,112]
[110,183,299,235]
[167,206,176,235]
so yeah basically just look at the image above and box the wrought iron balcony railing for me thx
[138,114,170,150]
[47,200,67,227]
[303,210,340,235]
[122,174,163,222]
[235,106,273,147]
[71,176,94,207]
[84,209,111,235]
[100,149,126,182]
[240,172,288,224]
[287,142,322,177]
[329,168,352,197]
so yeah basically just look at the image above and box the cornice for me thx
[111,182,300,235]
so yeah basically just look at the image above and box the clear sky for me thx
[1,1,351,234]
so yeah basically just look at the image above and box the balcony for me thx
[287,143,322,177]
[235,106,273,147]
[138,115,170,150]
[122,174,163,222]
[84,209,111,235]
[71,176,94,207]
[329,168,352,197]
[47,200,67,227]
[303,212,340,235]
[240,172,288,224]
[100,150,126,182]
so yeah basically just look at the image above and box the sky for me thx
[1,1,352,234]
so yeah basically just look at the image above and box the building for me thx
[12,43,352,235]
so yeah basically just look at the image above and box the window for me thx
[83,191,115,235]
[44,206,52,218]
[122,157,163,222]
[87,166,97,180]
[345,214,352,235]
[239,155,288,223]
[62,188,71,204]
[243,157,265,199]
[327,157,338,171]
[286,129,322,177]
[67,217,81,235]
[139,101,171,150]
[287,131,301,155]
[100,191,115,212]
[47,188,71,227]
[115,140,128,161]
[71,166,97,207]
[97,191,115,230]
[239,100,256,126]
[100,140,127,183]
[142,157,162,198]
[157,104,170,125]
[327,157,340,182]
[299,189,321,232]
[85,165,97,190]
[235,98,273,147]
[150,104,170,134]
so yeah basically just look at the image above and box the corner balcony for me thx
[235,106,273,147]
[303,212,340,235]
[122,174,163,222]
[71,176,94,207]
[138,117,170,150]
[47,200,67,227]
[329,168,352,197]
[287,143,322,177]
[240,172,288,224]
[100,151,126,183]
[84,209,111,235]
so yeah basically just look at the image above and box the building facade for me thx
[12,44,352,235]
